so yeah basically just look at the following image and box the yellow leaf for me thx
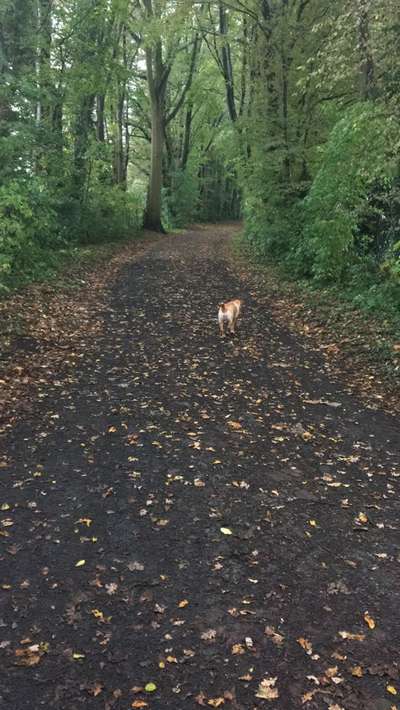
[145,682,157,692]
[131,702,149,709]
[77,518,92,527]
[220,527,233,535]
[338,631,365,641]
[364,611,376,629]
[166,655,177,663]
[309,520,317,527]
[351,666,364,677]
[387,686,398,696]
[91,608,104,621]
[75,559,86,567]
[178,599,189,608]
[72,653,85,660]
[357,512,368,524]
[208,699,225,707]
[297,637,313,654]
[228,421,242,430]
[231,643,245,655]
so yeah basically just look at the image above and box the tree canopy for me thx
[1,0,400,307]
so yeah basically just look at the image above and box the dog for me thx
[218,299,243,336]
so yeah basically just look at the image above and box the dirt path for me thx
[1,225,400,709]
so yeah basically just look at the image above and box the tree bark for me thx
[356,0,375,100]
[144,94,165,230]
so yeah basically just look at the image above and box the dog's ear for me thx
[219,303,225,311]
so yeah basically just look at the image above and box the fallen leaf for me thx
[178,599,189,608]
[231,643,245,655]
[264,626,284,647]
[76,517,92,527]
[87,682,103,697]
[351,666,364,677]
[144,682,157,692]
[227,421,242,430]
[131,702,148,709]
[220,527,233,536]
[387,686,398,696]
[201,629,216,641]
[364,611,376,629]
[255,676,279,700]
[75,559,86,567]
[127,561,144,571]
[105,582,118,595]
[297,637,313,654]
[338,631,365,641]
[208,698,225,707]
[325,666,339,679]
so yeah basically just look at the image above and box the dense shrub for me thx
[0,178,60,289]
[301,103,396,282]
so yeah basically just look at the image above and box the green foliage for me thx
[164,168,200,228]
[301,103,395,281]
[78,186,143,245]
[0,178,60,290]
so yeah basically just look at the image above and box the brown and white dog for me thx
[218,299,243,336]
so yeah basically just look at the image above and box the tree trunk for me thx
[73,94,94,199]
[143,27,167,232]
[112,92,126,187]
[144,96,165,231]
[180,102,193,171]
[356,0,375,100]
[96,94,105,142]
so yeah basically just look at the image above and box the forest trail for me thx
[1,224,400,709]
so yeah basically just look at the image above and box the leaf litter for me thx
[1,225,400,709]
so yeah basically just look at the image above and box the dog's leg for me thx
[218,315,225,336]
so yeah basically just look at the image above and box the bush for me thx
[302,103,396,282]
[0,178,60,290]
[78,186,143,244]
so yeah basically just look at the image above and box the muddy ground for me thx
[1,225,399,709]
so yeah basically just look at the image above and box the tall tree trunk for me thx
[180,102,193,171]
[112,91,126,187]
[218,1,237,122]
[356,0,375,100]
[143,28,167,232]
[73,94,94,199]
[145,94,165,230]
